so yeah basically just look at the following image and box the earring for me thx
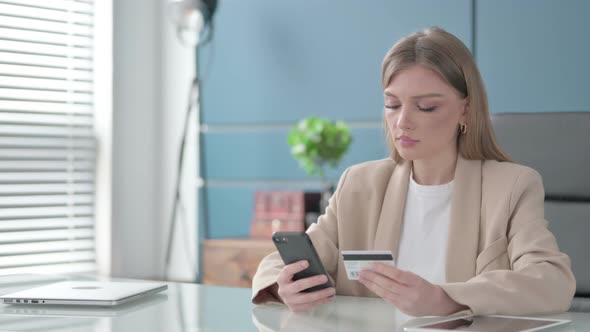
[460,123,467,135]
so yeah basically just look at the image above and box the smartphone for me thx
[272,231,333,292]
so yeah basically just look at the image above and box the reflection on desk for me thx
[0,277,589,332]
[252,296,585,332]
[252,296,418,331]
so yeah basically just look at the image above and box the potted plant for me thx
[288,117,352,214]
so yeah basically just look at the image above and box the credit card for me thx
[341,250,395,280]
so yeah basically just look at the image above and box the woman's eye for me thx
[418,105,437,112]
[385,105,401,110]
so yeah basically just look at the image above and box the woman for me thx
[251,27,576,317]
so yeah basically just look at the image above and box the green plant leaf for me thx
[287,117,353,176]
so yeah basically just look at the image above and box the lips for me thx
[396,136,419,143]
[396,135,419,148]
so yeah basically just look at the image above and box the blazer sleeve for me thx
[440,168,576,315]
[251,168,351,304]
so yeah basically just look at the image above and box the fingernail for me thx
[301,261,308,268]
[319,275,327,282]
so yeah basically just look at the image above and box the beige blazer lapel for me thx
[373,160,411,257]
[445,156,482,283]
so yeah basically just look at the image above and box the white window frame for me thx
[93,0,113,277]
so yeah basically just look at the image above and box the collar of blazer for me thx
[373,155,483,283]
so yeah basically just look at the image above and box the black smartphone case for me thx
[272,231,333,292]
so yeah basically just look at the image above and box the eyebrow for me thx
[384,92,444,99]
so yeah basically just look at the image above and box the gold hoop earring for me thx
[460,123,467,135]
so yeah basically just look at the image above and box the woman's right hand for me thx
[275,260,336,312]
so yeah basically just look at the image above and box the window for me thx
[0,0,97,274]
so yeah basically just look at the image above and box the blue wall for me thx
[476,0,590,113]
[199,0,588,239]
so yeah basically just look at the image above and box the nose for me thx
[396,105,414,130]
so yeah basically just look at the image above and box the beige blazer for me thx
[251,156,576,315]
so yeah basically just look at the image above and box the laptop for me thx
[0,293,168,318]
[0,281,168,306]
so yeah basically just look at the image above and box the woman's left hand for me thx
[359,263,468,317]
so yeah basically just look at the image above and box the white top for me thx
[395,174,453,285]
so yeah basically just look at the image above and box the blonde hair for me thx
[381,27,511,163]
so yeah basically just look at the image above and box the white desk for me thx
[0,277,588,331]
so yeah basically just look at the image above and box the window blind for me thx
[0,0,96,275]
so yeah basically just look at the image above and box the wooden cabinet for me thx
[202,239,275,288]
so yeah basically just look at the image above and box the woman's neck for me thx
[412,150,458,185]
